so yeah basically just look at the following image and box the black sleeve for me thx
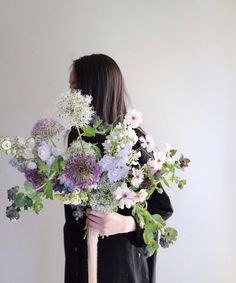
[124,128,174,248]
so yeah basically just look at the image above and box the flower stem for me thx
[76,127,85,154]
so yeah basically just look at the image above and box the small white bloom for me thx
[37,142,51,161]
[139,135,155,152]
[26,161,37,170]
[124,109,143,128]
[16,136,26,145]
[131,168,144,187]
[2,140,11,150]
[114,183,136,209]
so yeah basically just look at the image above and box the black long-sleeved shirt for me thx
[63,127,174,283]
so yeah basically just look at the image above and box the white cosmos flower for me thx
[2,140,12,150]
[124,109,143,128]
[131,168,144,187]
[114,183,136,209]
[139,135,155,152]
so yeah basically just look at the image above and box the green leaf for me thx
[82,125,96,137]
[15,193,26,208]
[93,119,103,129]
[24,181,37,199]
[51,155,64,174]
[44,179,53,200]
[91,144,101,159]
[161,176,170,188]
[38,161,50,175]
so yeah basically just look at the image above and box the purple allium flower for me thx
[63,153,101,189]
[31,118,65,144]
[25,169,46,189]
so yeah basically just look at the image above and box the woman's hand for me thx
[85,209,136,236]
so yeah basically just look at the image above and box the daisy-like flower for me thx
[56,90,94,129]
[2,140,12,150]
[114,183,136,209]
[31,118,65,144]
[135,189,148,203]
[131,168,144,187]
[63,153,101,189]
[146,151,166,174]
[124,109,143,128]
[139,135,155,152]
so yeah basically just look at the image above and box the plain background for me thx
[0,0,235,282]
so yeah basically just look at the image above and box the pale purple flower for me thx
[31,118,65,144]
[37,142,51,161]
[63,153,101,189]
[99,154,130,182]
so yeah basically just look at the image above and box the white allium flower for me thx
[56,90,94,129]
[131,168,144,187]
[114,183,136,209]
[26,161,37,170]
[2,140,12,150]
[124,109,143,128]
[139,135,155,152]
[37,142,51,161]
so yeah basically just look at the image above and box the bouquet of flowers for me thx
[0,90,190,283]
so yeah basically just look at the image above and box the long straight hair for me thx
[71,54,129,124]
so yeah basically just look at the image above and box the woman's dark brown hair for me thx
[71,53,128,124]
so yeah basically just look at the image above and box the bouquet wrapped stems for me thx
[87,227,99,283]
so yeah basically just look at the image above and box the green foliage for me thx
[82,125,96,137]
[51,155,64,174]
[44,179,53,200]
[132,202,177,256]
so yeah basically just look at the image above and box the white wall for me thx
[0,1,235,282]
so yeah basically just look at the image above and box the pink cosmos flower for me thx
[114,183,136,209]
[124,109,143,128]
[139,135,155,152]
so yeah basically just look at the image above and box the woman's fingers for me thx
[86,214,103,224]
[86,209,107,218]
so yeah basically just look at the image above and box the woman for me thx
[64,53,174,283]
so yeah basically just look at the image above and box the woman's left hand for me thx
[85,209,136,236]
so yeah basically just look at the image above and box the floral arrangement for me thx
[0,90,190,257]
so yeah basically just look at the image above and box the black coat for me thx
[63,127,174,283]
